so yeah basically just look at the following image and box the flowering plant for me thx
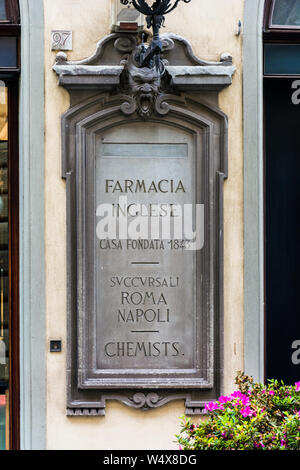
[177,372,300,450]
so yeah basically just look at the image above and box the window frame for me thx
[264,0,300,78]
[0,0,20,450]
[7,77,19,451]
[0,1,20,25]
[0,2,20,38]
[264,0,300,39]
[5,0,20,24]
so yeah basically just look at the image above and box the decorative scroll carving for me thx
[131,393,165,410]
[114,35,137,53]
[119,94,137,115]
[161,36,175,54]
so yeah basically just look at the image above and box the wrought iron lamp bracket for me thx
[120,0,192,69]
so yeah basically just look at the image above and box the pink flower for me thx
[219,395,231,404]
[229,391,251,405]
[217,390,254,412]
[240,408,251,417]
[230,391,244,399]
[295,381,300,392]
[269,390,275,396]
[240,406,256,418]
[205,401,220,412]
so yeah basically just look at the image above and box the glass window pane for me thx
[0,0,7,20]
[264,44,300,74]
[0,80,8,450]
[0,38,17,68]
[272,0,300,26]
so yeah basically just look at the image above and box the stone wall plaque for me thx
[83,122,208,389]
[51,30,72,51]
[54,32,235,415]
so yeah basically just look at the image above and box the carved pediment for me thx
[53,32,236,93]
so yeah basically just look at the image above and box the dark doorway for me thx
[265,77,300,384]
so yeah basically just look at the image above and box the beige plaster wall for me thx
[44,0,244,450]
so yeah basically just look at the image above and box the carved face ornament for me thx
[126,64,162,119]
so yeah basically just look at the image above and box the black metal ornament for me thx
[120,1,192,70]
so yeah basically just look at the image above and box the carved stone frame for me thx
[55,32,233,416]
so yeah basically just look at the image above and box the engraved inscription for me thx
[95,123,197,372]
[51,30,72,51]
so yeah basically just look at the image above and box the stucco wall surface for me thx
[44,0,244,450]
